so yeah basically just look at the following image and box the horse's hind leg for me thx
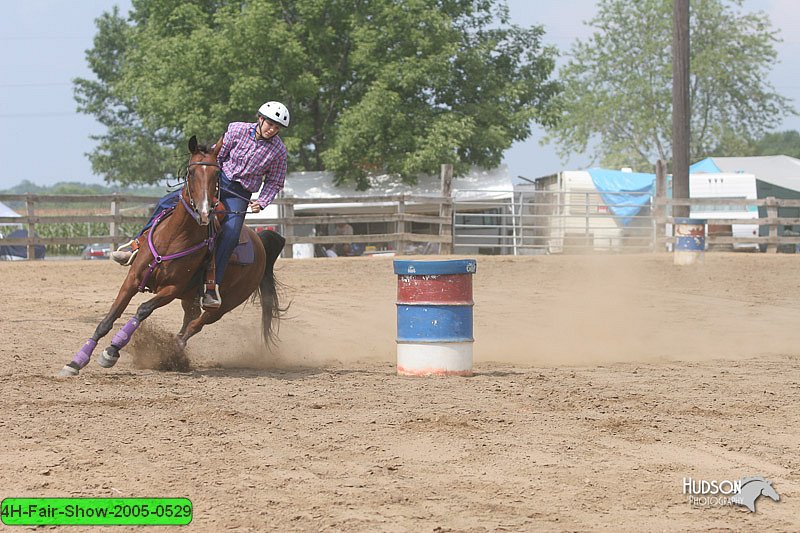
[175,297,202,350]
[175,307,225,349]
[96,291,177,369]
[59,280,139,377]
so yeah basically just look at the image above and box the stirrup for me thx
[201,284,222,309]
[111,248,138,266]
[123,248,138,266]
[113,239,139,266]
[115,239,136,253]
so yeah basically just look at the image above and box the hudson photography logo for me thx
[683,476,780,512]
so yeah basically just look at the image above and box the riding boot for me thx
[111,239,140,266]
[111,250,133,265]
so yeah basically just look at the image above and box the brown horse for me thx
[59,136,284,377]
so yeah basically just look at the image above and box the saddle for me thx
[132,217,255,295]
[230,230,255,265]
[200,228,254,295]
[211,201,255,265]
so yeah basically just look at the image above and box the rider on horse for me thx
[111,101,289,309]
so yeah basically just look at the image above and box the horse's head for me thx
[733,477,781,512]
[760,481,780,502]
[185,135,222,226]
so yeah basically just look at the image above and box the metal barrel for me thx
[394,259,476,376]
[674,217,706,265]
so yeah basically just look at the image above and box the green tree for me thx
[75,0,560,188]
[543,0,794,171]
[749,130,800,159]
[73,7,180,187]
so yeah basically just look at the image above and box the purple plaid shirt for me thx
[216,121,287,207]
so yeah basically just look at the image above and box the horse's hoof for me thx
[57,365,79,377]
[97,347,120,368]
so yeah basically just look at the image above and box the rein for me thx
[137,159,220,293]
[185,161,252,215]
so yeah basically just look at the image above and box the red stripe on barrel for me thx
[397,274,473,305]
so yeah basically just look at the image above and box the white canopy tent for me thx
[245,167,514,221]
[0,201,21,237]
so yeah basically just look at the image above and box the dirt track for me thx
[1,253,799,531]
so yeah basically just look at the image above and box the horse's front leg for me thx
[59,280,140,377]
[96,289,179,369]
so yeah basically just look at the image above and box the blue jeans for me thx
[140,173,250,286]
[213,174,249,285]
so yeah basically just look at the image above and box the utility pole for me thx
[672,0,690,218]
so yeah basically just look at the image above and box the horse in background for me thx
[59,136,284,377]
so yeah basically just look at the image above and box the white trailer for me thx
[530,170,627,253]
[689,172,759,251]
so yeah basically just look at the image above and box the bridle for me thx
[182,160,221,219]
[138,159,221,292]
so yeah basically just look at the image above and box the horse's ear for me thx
[188,135,198,154]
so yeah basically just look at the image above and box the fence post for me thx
[655,159,667,252]
[585,192,590,245]
[767,196,778,254]
[110,193,121,249]
[26,193,36,260]
[282,200,294,258]
[396,194,406,255]
[439,164,453,254]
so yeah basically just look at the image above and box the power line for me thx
[0,36,86,41]
[0,82,72,88]
[0,112,79,118]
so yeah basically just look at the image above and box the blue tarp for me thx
[689,158,721,173]
[0,229,46,259]
[587,168,655,226]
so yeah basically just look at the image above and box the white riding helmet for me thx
[258,101,290,127]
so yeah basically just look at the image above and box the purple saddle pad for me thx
[229,232,255,265]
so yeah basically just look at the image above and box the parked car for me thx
[81,243,112,260]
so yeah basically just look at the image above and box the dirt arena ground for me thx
[1,253,798,531]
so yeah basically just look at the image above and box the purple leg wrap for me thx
[71,339,97,369]
[111,317,140,349]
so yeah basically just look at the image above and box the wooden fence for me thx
[0,193,453,259]
[5,192,800,258]
[655,196,800,253]
[268,194,452,258]
[0,193,155,258]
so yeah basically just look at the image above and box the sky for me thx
[1,0,799,188]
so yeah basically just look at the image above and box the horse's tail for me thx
[255,229,288,346]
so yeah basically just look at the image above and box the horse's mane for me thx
[195,143,213,155]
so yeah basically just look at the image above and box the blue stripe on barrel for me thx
[394,259,477,276]
[396,305,474,342]
[675,236,704,251]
